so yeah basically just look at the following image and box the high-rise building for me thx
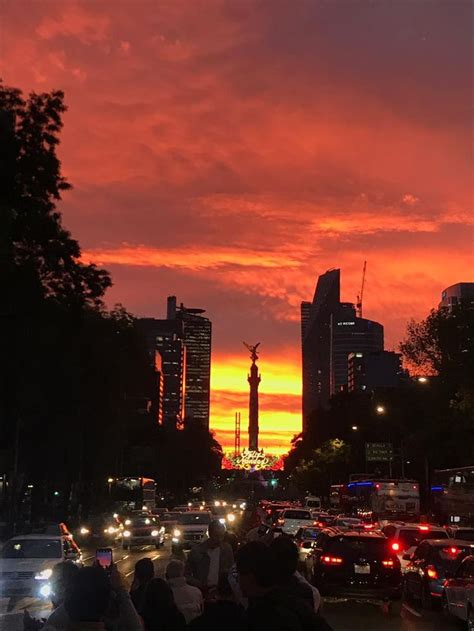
[168,297,212,430]
[301,268,384,432]
[440,283,474,310]
[138,317,186,429]
[348,351,402,393]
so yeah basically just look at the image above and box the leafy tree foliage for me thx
[290,439,351,495]
[0,80,223,524]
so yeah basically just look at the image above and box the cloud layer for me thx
[2,0,472,453]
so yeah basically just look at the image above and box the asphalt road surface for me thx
[0,540,462,631]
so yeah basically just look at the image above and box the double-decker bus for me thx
[109,477,156,512]
[431,466,474,526]
[333,479,420,520]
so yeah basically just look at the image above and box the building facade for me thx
[348,350,402,393]
[138,317,186,429]
[169,297,212,431]
[301,268,384,433]
[440,283,474,310]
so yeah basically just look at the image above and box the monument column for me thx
[244,342,261,452]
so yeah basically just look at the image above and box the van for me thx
[305,496,322,510]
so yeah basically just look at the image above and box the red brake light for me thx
[277,518,284,525]
[363,524,374,529]
[391,542,400,552]
[322,555,343,565]
[419,525,430,531]
[426,566,438,579]
[382,559,394,567]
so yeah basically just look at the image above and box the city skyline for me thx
[3,1,471,454]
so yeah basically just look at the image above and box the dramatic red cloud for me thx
[2,0,472,454]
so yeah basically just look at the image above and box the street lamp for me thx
[107,477,114,496]
[417,377,428,384]
[351,425,359,431]
[376,405,386,415]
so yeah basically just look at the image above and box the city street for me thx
[0,538,462,631]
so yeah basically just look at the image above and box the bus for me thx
[431,466,474,526]
[335,479,420,520]
[109,477,156,512]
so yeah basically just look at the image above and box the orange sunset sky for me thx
[2,1,472,455]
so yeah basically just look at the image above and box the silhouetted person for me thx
[188,575,246,631]
[166,560,203,623]
[141,578,186,631]
[236,542,332,631]
[185,520,234,595]
[130,557,154,611]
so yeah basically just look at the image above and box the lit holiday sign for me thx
[222,449,284,471]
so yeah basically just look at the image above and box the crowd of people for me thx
[24,518,333,631]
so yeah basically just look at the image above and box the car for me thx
[122,514,165,549]
[333,515,365,530]
[403,539,474,610]
[171,511,213,554]
[307,528,402,612]
[442,554,474,628]
[311,512,335,528]
[160,511,181,534]
[277,509,314,535]
[381,522,449,571]
[446,526,474,542]
[76,513,123,542]
[294,527,321,573]
[0,533,82,600]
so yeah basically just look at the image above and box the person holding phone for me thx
[42,563,142,631]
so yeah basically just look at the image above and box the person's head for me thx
[50,561,80,608]
[208,520,225,547]
[270,535,299,581]
[134,557,154,585]
[165,560,184,580]
[65,566,111,622]
[141,578,176,620]
[236,542,276,598]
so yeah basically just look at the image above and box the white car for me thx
[277,509,314,535]
[443,555,474,628]
[122,514,165,549]
[172,511,212,553]
[0,533,82,600]
[381,522,448,571]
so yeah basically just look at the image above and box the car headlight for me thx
[125,519,131,526]
[35,568,53,580]
[39,583,52,598]
[107,526,116,534]
[227,513,236,523]
[173,528,181,537]
[219,518,226,525]
[80,527,90,535]
[145,518,150,525]
[123,530,131,537]
[151,530,159,537]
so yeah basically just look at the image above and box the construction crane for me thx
[356,261,367,318]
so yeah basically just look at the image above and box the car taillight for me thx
[391,542,400,552]
[363,524,374,529]
[382,559,395,568]
[277,518,284,525]
[426,565,438,579]
[322,556,343,565]
[418,525,430,531]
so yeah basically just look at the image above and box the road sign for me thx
[365,442,393,462]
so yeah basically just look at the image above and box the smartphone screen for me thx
[96,547,113,571]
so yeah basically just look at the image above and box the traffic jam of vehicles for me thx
[1,470,473,629]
